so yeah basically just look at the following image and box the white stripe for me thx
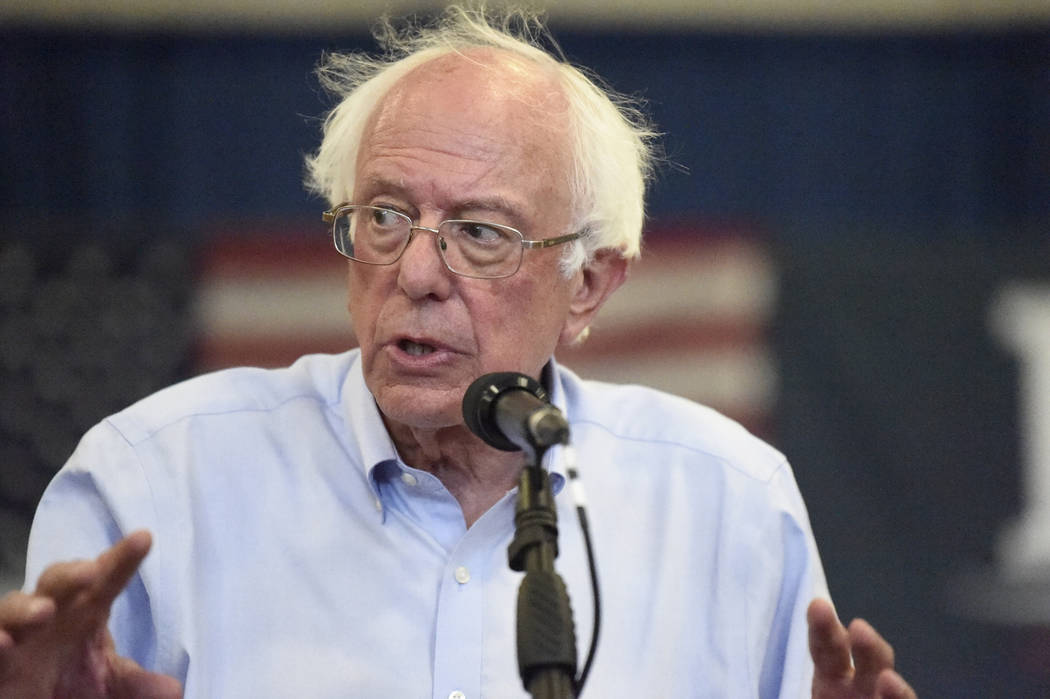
[194,275,348,339]
[565,348,777,415]
[194,248,773,338]
[598,246,776,330]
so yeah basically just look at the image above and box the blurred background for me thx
[2,0,1049,695]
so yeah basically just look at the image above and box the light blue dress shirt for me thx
[25,350,828,698]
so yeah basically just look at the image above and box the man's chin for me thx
[372,383,464,431]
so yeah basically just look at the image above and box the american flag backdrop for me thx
[193,225,777,438]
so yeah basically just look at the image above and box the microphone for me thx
[462,372,570,453]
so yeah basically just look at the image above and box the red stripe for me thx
[199,232,343,279]
[196,225,766,278]
[195,333,359,370]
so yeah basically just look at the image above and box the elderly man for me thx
[0,6,914,698]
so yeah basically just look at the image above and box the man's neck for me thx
[385,420,526,527]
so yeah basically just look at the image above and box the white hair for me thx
[303,4,658,274]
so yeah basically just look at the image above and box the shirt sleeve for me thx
[24,418,169,673]
[758,459,829,699]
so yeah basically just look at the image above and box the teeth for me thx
[402,340,435,356]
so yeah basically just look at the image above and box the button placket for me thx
[431,535,492,699]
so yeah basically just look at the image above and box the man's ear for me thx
[559,249,629,346]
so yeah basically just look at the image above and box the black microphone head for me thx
[462,372,548,452]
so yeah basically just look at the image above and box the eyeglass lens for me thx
[333,206,521,278]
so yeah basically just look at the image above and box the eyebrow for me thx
[356,176,528,226]
[354,175,409,202]
[455,195,522,220]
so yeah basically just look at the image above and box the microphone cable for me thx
[561,445,601,697]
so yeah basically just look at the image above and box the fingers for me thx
[0,592,57,633]
[17,531,152,649]
[807,598,852,681]
[848,617,895,680]
[875,668,917,699]
[0,592,56,674]
[34,560,97,602]
[809,598,916,699]
[93,530,152,607]
[0,592,55,677]
[35,530,151,612]
[850,619,915,698]
[0,532,160,696]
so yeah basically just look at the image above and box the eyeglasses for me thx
[322,204,581,279]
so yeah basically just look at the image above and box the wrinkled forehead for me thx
[354,49,575,206]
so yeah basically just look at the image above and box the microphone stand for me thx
[507,443,578,699]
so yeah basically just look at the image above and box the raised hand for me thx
[808,598,916,699]
[0,531,182,699]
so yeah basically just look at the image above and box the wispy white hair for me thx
[303,4,658,273]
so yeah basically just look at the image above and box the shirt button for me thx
[400,472,419,487]
[449,692,466,699]
[454,566,471,584]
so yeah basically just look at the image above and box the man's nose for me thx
[396,226,453,300]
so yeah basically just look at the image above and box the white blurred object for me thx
[947,283,1050,625]
[990,284,1050,583]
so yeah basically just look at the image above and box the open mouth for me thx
[399,339,436,356]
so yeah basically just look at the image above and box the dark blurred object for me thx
[774,236,1050,697]
[0,237,192,590]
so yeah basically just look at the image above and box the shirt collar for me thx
[341,352,400,508]
[341,352,571,508]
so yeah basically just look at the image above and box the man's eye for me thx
[371,209,403,228]
[460,223,504,244]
